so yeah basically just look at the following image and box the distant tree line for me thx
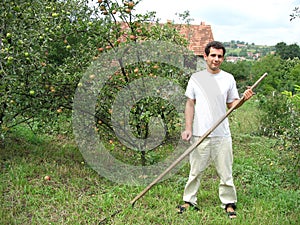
[275,42,300,59]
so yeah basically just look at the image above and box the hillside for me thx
[223,41,276,62]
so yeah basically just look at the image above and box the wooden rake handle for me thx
[130,72,268,206]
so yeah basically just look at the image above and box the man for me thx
[177,41,253,218]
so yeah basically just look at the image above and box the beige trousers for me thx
[183,136,237,207]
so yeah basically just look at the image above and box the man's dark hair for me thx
[204,41,226,56]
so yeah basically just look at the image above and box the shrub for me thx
[258,85,299,176]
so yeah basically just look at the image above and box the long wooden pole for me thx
[130,72,268,206]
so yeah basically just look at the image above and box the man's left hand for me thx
[243,88,254,101]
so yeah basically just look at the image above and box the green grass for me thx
[1,100,299,224]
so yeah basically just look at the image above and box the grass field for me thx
[0,100,299,225]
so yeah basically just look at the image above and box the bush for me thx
[258,85,299,176]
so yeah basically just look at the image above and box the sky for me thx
[133,0,300,46]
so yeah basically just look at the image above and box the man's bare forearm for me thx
[184,99,195,131]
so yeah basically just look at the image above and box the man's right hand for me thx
[181,130,192,141]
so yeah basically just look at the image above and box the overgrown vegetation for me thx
[1,102,299,224]
[258,86,300,180]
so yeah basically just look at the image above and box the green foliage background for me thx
[0,0,299,197]
[1,0,299,168]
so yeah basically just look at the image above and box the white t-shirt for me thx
[185,70,240,137]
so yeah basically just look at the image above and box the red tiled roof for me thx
[119,21,214,57]
[172,21,214,56]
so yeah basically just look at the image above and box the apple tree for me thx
[79,0,196,165]
[0,0,107,137]
[1,0,196,166]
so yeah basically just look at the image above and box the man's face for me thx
[204,47,224,74]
